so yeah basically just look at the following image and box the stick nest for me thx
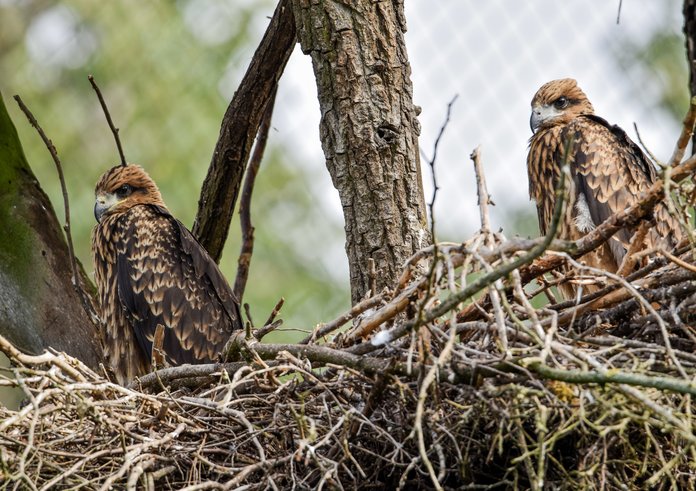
[3,111,696,490]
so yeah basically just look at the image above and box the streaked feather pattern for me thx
[92,165,241,384]
[527,79,681,298]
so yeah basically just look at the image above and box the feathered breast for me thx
[92,204,241,383]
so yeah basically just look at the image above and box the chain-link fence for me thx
[0,0,688,328]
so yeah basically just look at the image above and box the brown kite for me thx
[527,78,680,297]
[92,164,242,384]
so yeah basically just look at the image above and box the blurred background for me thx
[0,0,688,348]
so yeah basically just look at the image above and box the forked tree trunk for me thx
[292,0,429,304]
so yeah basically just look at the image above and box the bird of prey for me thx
[92,164,242,384]
[527,78,680,297]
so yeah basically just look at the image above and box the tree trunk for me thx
[0,92,103,369]
[292,0,429,305]
[684,0,696,152]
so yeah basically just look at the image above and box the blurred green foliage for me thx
[0,0,350,357]
[614,7,689,124]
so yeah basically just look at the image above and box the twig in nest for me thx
[233,87,277,303]
[413,95,458,337]
[527,361,696,397]
[244,303,254,329]
[300,293,384,345]
[367,258,377,297]
[132,361,247,391]
[659,248,696,274]
[254,319,283,341]
[616,220,650,276]
[470,147,506,352]
[13,95,98,323]
[566,255,687,378]
[151,324,166,370]
[250,297,285,341]
[263,296,285,328]
[423,94,458,243]
[88,75,127,166]
[471,146,493,234]
[413,310,459,491]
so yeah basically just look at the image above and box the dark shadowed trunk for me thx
[291,0,429,305]
[0,92,103,369]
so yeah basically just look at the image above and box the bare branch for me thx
[300,294,384,345]
[263,297,285,328]
[13,94,97,323]
[88,75,127,166]
[470,146,492,234]
[233,87,277,302]
[192,0,295,262]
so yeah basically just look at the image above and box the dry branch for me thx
[192,0,295,262]
[233,87,277,302]
[13,95,98,324]
[88,75,127,166]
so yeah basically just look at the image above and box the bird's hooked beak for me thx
[94,193,118,222]
[530,109,542,133]
[530,104,560,133]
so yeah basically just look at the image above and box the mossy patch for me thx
[0,92,40,334]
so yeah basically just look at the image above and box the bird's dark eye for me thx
[553,97,569,110]
[116,184,132,197]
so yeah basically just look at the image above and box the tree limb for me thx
[233,87,277,302]
[527,361,696,397]
[192,0,296,262]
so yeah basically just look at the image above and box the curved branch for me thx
[192,0,295,262]
[233,87,277,302]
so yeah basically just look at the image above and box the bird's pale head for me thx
[529,78,594,133]
[93,164,166,222]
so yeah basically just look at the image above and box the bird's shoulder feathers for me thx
[115,204,241,366]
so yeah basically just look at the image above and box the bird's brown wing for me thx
[563,115,658,264]
[116,205,241,366]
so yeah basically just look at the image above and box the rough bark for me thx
[0,92,103,369]
[292,0,429,304]
[192,0,296,263]
[684,0,696,152]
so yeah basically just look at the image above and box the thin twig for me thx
[424,94,458,243]
[233,87,277,302]
[471,146,492,234]
[300,294,384,345]
[88,75,127,166]
[13,95,98,323]
[413,95,458,336]
[263,296,285,328]
[633,122,663,167]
